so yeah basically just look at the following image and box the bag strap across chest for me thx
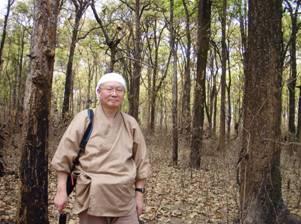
[72,108,94,168]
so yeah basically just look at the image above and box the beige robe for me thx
[51,105,151,216]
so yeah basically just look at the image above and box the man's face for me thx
[98,81,125,109]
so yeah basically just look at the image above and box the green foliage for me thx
[1,0,300,131]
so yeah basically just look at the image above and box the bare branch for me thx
[90,0,111,45]
[119,0,134,11]
[77,26,101,40]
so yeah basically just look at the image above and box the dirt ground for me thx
[0,125,301,224]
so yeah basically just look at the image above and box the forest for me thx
[0,0,301,223]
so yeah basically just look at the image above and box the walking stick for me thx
[58,213,68,224]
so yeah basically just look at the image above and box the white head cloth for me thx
[95,72,126,97]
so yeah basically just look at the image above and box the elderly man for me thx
[52,72,151,224]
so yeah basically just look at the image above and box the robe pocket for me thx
[109,183,135,208]
[90,182,135,210]
[75,174,92,208]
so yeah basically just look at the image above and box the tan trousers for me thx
[79,207,139,224]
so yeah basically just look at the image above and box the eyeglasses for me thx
[101,86,125,94]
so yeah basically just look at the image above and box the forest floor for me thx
[0,124,301,224]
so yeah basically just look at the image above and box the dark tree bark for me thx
[285,0,301,135]
[206,49,218,137]
[0,125,6,177]
[120,0,150,120]
[237,0,247,134]
[190,0,211,169]
[181,0,192,136]
[218,0,227,150]
[16,0,59,223]
[226,38,232,140]
[62,0,90,118]
[297,86,301,141]
[0,0,15,69]
[128,0,143,120]
[239,0,289,223]
[238,0,247,66]
[14,27,27,125]
[86,56,93,109]
[170,0,178,166]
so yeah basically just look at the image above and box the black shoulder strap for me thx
[72,109,94,168]
[79,108,94,150]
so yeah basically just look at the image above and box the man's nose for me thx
[111,89,117,95]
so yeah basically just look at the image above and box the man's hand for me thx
[54,189,68,213]
[135,192,144,216]
[54,171,68,213]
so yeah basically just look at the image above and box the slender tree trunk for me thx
[0,125,6,176]
[237,0,247,134]
[0,0,15,70]
[150,42,159,131]
[150,45,170,132]
[286,0,301,135]
[213,84,218,136]
[210,48,218,137]
[170,0,178,166]
[218,0,227,150]
[62,16,80,118]
[128,0,142,120]
[13,59,18,110]
[297,87,301,141]
[91,0,121,72]
[207,51,214,133]
[238,0,247,77]
[181,0,192,136]
[16,0,59,223]
[191,0,211,169]
[288,38,296,134]
[62,0,89,118]
[206,49,218,138]
[16,27,26,123]
[150,85,157,130]
[226,38,232,140]
[86,61,93,109]
[239,1,287,223]
[147,21,169,131]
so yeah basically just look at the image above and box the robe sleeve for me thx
[51,110,90,173]
[132,122,151,180]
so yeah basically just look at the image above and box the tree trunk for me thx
[226,38,232,140]
[0,0,14,69]
[239,1,285,223]
[237,0,247,137]
[218,0,227,150]
[297,87,301,141]
[286,0,301,135]
[91,0,121,72]
[205,49,218,138]
[149,36,170,132]
[212,48,219,137]
[86,60,93,109]
[146,67,151,128]
[128,0,142,120]
[238,0,247,67]
[62,0,89,118]
[181,0,192,136]
[16,0,59,223]
[191,0,211,169]
[170,0,178,166]
[16,27,26,124]
[149,20,160,131]
[0,125,6,177]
